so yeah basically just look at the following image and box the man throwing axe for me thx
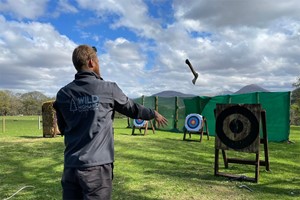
[54,45,168,200]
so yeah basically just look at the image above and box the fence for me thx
[133,92,291,142]
[0,116,42,134]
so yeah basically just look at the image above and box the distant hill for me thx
[215,90,234,96]
[234,84,269,94]
[152,90,196,97]
[151,84,270,98]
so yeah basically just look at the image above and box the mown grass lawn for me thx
[0,116,299,200]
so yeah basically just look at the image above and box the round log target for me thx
[185,114,203,131]
[134,119,146,127]
[216,105,259,150]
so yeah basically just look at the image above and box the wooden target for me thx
[215,104,261,153]
[185,114,203,131]
[133,119,147,127]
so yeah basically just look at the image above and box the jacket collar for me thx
[75,71,103,80]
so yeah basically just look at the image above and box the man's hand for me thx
[154,111,168,128]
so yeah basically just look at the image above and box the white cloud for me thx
[173,0,300,28]
[51,0,78,18]
[158,1,300,94]
[99,38,149,97]
[0,0,49,20]
[102,0,299,96]
[0,15,77,97]
[0,0,299,98]
[75,0,162,38]
[57,0,78,14]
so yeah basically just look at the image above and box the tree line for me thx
[0,90,54,116]
[1,84,300,125]
[0,90,126,118]
[291,78,300,125]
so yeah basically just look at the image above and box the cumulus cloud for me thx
[51,0,78,17]
[75,0,162,38]
[0,15,77,96]
[0,0,49,20]
[57,0,78,14]
[0,0,299,98]
[99,38,149,97]
[166,0,300,94]
[173,0,300,28]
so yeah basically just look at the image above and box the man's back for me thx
[54,44,167,200]
[54,71,118,168]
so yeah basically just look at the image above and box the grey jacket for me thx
[54,71,155,168]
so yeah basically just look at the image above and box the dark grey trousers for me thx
[61,163,113,200]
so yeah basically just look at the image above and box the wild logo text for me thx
[70,95,100,112]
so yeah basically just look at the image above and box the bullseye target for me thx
[185,114,203,131]
[134,119,146,127]
[215,104,261,152]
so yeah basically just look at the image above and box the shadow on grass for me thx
[19,135,63,139]
[19,136,45,139]
[0,139,64,199]
[113,131,300,199]
[1,128,299,200]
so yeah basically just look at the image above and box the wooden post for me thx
[154,96,159,128]
[2,116,5,133]
[214,149,219,176]
[142,95,145,105]
[174,97,179,131]
[256,92,260,103]
[155,96,158,111]
[261,110,270,171]
[38,116,41,130]
[228,95,232,104]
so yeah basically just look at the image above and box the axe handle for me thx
[185,59,197,76]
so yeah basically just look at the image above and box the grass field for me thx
[0,116,299,200]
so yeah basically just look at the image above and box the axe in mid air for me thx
[185,59,198,85]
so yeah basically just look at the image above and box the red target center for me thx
[190,120,196,125]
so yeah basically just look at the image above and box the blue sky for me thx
[0,0,299,97]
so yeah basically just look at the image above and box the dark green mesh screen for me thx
[132,92,290,142]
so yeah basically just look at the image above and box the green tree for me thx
[291,78,300,125]
[293,77,300,88]
[290,103,300,125]
[10,92,23,115]
[21,91,50,115]
[0,90,11,115]
[291,88,300,103]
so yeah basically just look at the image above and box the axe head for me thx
[192,73,199,85]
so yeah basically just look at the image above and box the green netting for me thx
[177,97,187,132]
[157,97,176,130]
[256,92,290,141]
[133,92,290,142]
[129,96,155,128]
[143,96,155,108]
[191,92,291,142]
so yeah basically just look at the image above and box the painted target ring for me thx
[134,119,146,127]
[185,114,203,131]
[216,105,259,149]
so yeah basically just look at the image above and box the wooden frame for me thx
[132,120,155,136]
[214,106,270,183]
[183,116,209,142]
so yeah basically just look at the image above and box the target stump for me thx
[42,101,60,137]
[214,104,270,183]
